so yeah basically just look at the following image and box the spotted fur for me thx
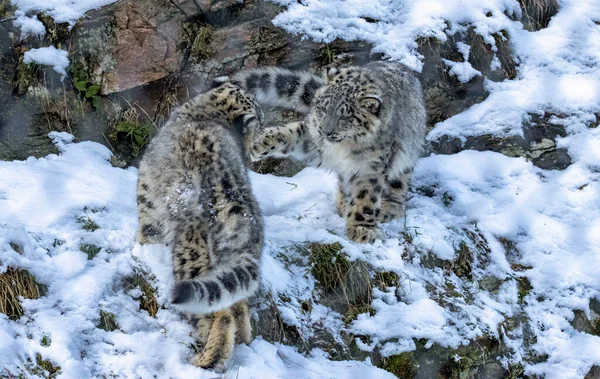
[229,62,426,243]
[136,83,264,370]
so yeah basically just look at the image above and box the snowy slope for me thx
[2,0,600,378]
[0,133,393,378]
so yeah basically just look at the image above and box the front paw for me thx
[347,225,384,244]
[191,352,228,372]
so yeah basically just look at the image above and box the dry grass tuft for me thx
[0,267,47,320]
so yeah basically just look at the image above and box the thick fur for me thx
[136,83,264,370]
[229,62,426,243]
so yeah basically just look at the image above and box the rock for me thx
[418,28,516,129]
[586,366,600,379]
[73,0,185,94]
[429,113,573,171]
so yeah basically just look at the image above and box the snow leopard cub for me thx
[228,62,426,243]
[136,83,264,370]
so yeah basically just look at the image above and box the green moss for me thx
[343,305,375,324]
[516,275,532,303]
[31,353,61,378]
[40,335,51,347]
[80,244,101,260]
[98,310,119,332]
[182,23,213,61]
[308,242,351,292]
[453,241,473,280]
[380,352,418,378]
[442,192,454,207]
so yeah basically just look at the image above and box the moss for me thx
[442,192,454,207]
[380,352,418,378]
[516,275,533,303]
[343,305,375,324]
[37,14,71,47]
[10,242,22,254]
[98,310,119,332]
[453,241,473,280]
[309,242,351,292]
[182,23,213,61]
[0,268,47,320]
[80,244,102,260]
[123,270,159,317]
[31,353,61,378]
[40,335,51,347]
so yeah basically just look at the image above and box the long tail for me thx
[216,67,325,114]
[171,254,260,315]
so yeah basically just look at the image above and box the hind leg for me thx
[336,177,347,217]
[136,181,161,244]
[380,173,411,223]
[231,301,252,344]
[192,309,237,371]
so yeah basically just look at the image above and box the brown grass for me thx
[0,267,47,320]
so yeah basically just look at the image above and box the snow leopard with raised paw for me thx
[226,62,426,243]
[136,82,264,370]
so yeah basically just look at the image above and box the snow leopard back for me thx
[136,83,264,369]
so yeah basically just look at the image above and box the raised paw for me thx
[347,225,384,244]
[249,136,275,161]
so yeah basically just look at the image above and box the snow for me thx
[2,0,600,377]
[268,0,600,377]
[12,0,117,35]
[23,47,70,80]
[0,133,393,378]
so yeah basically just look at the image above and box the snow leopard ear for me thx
[361,96,381,116]
[321,67,338,83]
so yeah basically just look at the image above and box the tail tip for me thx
[171,281,194,304]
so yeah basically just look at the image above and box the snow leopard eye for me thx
[360,96,381,116]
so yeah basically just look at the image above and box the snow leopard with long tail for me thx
[136,82,264,370]
[224,62,426,243]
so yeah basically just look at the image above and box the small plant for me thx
[319,44,337,65]
[0,268,47,320]
[40,335,51,347]
[113,121,153,156]
[71,63,101,109]
[77,207,99,232]
[73,80,101,109]
[80,244,101,260]
[98,310,119,332]
[442,191,454,207]
[31,353,61,377]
